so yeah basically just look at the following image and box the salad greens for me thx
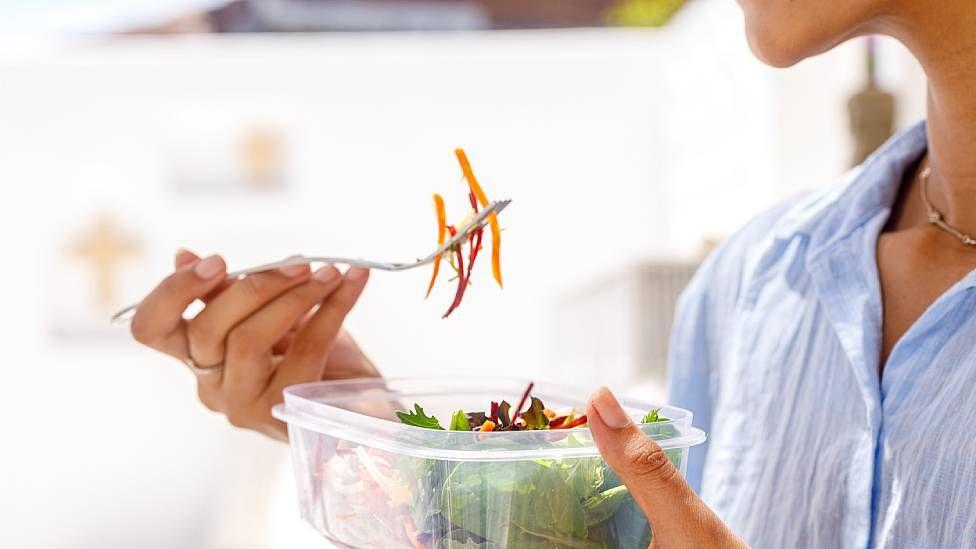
[395,382,671,434]
[450,410,473,432]
[391,382,679,548]
[396,404,445,431]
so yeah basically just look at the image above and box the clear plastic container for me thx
[272,377,706,549]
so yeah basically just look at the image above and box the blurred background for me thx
[0,1,926,548]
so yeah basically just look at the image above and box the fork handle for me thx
[110,256,414,325]
[228,255,409,277]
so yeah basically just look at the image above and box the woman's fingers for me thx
[186,262,312,368]
[269,267,370,397]
[133,249,374,441]
[221,266,345,406]
[587,387,747,548]
[130,254,227,359]
[176,249,234,301]
[175,248,198,269]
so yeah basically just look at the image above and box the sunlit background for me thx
[0,1,926,548]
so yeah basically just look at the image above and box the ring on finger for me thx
[184,357,225,377]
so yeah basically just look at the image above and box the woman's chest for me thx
[703,273,976,547]
[876,230,976,366]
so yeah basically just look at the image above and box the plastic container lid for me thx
[272,377,706,462]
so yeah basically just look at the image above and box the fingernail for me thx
[194,255,225,279]
[279,263,308,278]
[589,387,632,429]
[345,267,369,282]
[313,266,340,283]
[175,248,196,267]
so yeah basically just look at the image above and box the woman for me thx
[130,1,976,546]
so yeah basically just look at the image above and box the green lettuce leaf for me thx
[563,458,605,499]
[396,404,444,430]
[450,409,472,431]
[582,485,629,526]
[641,408,664,423]
[641,408,676,438]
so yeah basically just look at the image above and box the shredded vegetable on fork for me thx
[455,148,503,288]
[425,149,504,318]
[425,194,447,298]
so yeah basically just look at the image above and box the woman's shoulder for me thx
[690,122,928,311]
[705,120,927,283]
[688,168,863,305]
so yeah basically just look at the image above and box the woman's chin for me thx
[745,27,809,69]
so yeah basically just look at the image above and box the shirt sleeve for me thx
[666,258,719,494]
[666,195,803,493]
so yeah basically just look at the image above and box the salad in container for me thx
[272,377,706,549]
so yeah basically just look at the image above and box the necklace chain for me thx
[919,166,976,247]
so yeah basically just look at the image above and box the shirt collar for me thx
[773,121,929,259]
[788,121,976,291]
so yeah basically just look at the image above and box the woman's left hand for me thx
[587,387,749,549]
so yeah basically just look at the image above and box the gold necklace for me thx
[919,166,976,247]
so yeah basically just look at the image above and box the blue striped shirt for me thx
[668,121,976,548]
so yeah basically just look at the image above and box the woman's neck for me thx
[885,5,976,235]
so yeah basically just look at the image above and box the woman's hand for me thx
[587,387,749,549]
[130,249,377,441]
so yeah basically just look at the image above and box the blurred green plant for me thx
[606,0,687,27]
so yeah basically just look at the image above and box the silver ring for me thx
[184,357,224,376]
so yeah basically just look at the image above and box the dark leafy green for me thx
[497,401,512,428]
[520,397,550,430]
[466,411,488,429]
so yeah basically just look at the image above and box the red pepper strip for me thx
[465,228,484,287]
[468,232,476,268]
[549,416,567,429]
[511,381,535,424]
[490,401,499,424]
[425,194,448,298]
[469,190,479,213]
[553,415,588,429]
[455,148,502,288]
[442,242,467,318]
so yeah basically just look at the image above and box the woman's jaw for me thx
[735,0,897,68]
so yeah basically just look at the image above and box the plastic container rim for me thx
[272,377,707,462]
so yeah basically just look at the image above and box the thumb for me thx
[587,387,745,548]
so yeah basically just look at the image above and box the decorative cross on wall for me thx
[69,214,141,310]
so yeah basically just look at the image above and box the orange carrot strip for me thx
[425,194,447,298]
[455,148,503,288]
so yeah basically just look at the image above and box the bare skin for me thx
[735,0,976,370]
[129,0,975,545]
[873,4,976,367]
[879,162,976,366]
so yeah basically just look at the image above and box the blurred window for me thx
[144,0,689,34]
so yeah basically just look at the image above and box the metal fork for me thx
[111,199,511,324]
